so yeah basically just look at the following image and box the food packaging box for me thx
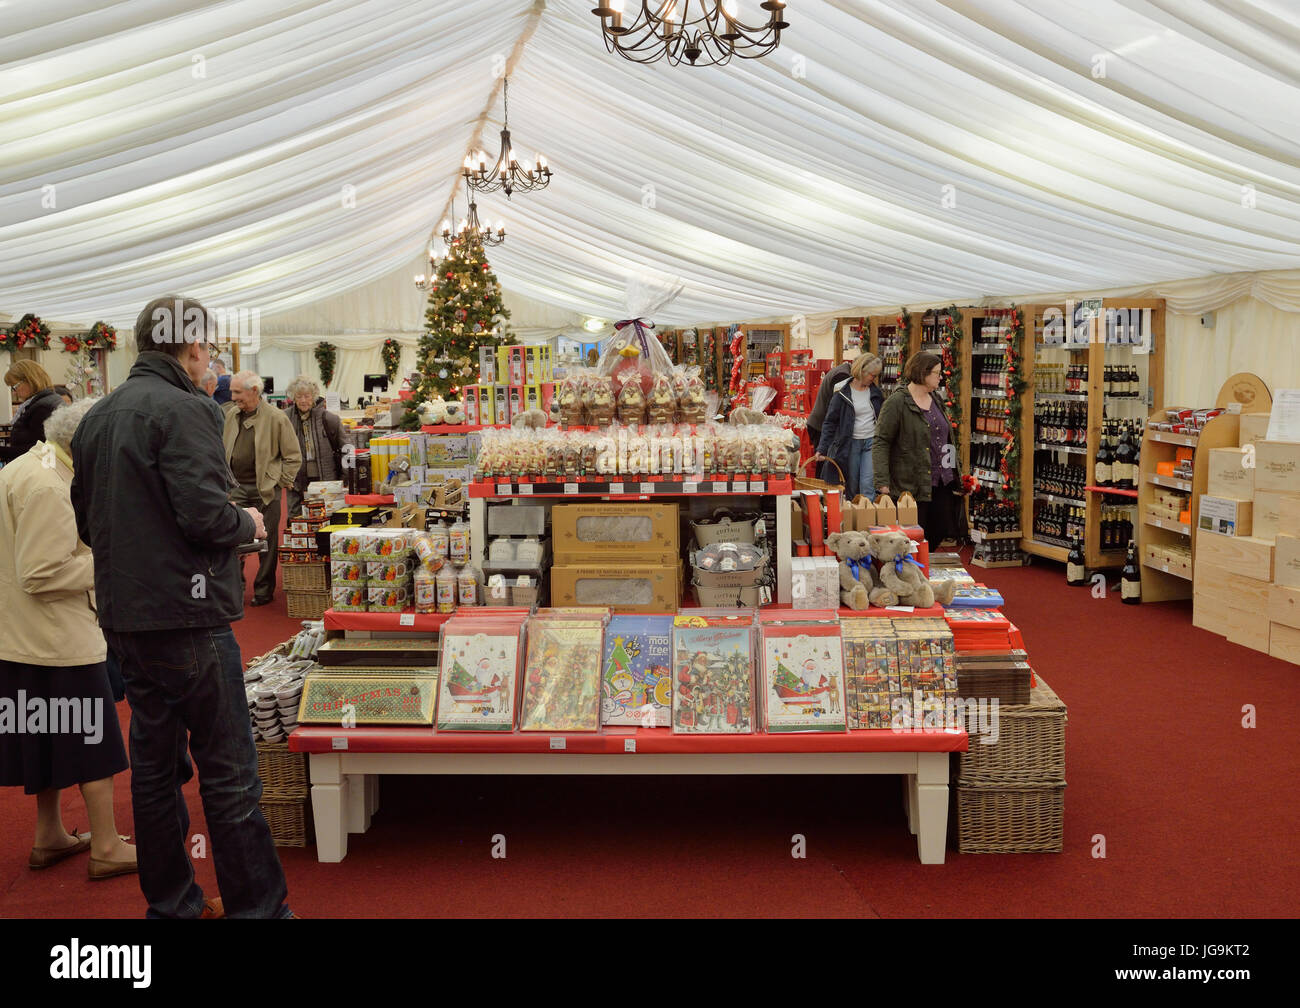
[1269,621,1300,665]
[479,346,499,384]
[505,347,527,386]
[495,386,509,426]
[552,502,679,563]
[1239,413,1271,445]
[1254,440,1300,493]
[478,385,497,426]
[487,502,547,536]
[1250,490,1300,543]
[463,387,480,426]
[1268,584,1300,631]
[550,562,681,613]
[425,435,471,468]
[1274,534,1300,589]
[1197,495,1252,537]
[1156,461,1176,477]
[1207,447,1254,498]
[790,498,804,541]
[1195,529,1273,582]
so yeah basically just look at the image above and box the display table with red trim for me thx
[289,725,967,865]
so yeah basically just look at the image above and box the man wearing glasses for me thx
[70,296,294,919]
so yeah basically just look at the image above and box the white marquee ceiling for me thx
[2,0,1300,329]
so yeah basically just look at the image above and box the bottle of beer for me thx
[1121,540,1141,604]
[1067,534,1087,586]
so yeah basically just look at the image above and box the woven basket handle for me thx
[798,454,844,484]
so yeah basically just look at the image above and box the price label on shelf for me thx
[639,483,654,494]
[331,737,349,751]
[517,484,533,495]
[623,739,637,753]
[970,530,984,543]
[733,481,748,493]
[549,737,566,751]
[683,481,698,494]
[398,613,415,627]
[712,481,729,493]
[749,481,765,493]
[564,483,579,494]
[609,482,624,495]
[496,484,513,495]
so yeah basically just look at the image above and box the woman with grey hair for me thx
[0,399,136,880]
[284,375,343,519]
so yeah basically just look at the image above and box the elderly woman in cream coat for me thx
[0,399,137,879]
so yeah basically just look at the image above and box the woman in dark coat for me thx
[812,354,883,497]
[2,361,63,464]
[284,376,344,518]
[873,351,969,546]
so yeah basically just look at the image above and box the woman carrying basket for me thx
[811,353,883,498]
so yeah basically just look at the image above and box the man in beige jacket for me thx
[224,371,301,606]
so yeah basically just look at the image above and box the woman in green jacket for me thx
[873,351,966,547]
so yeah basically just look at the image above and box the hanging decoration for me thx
[381,338,401,381]
[84,322,118,351]
[65,346,105,398]
[314,341,338,387]
[999,305,1028,516]
[60,332,83,353]
[0,313,52,353]
[939,305,963,436]
[727,327,745,396]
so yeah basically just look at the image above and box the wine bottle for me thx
[1114,424,1134,489]
[1121,540,1141,604]
[1067,534,1087,586]
[1095,424,1113,487]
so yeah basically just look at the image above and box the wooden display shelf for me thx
[1146,473,1192,492]
[1142,559,1191,581]
[1085,485,1138,498]
[1021,538,1069,563]
[1034,442,1087,455]
[971,557,1024,569]
[1148,430,1200,447]
[1144,516,1191,537]
[972,529,1023,540]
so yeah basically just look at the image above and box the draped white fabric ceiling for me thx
[3,0,1300,329]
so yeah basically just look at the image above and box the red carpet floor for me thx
[3,517,1298,918]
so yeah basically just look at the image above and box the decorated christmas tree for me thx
[773,662,803,693]
[449,658,478,691]
[402,234,514,427]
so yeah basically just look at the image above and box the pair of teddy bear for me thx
[825,530,957,610]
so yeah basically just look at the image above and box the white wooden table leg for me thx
[345,773,371,833]
[775,491,792,604]
[365,774,380,818]
[903,773,919,835]
[914,752,950,865]
[309,754,349,863]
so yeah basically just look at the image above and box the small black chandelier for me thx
[442,196,505,251]
[462,78,552,199]
[591,0,788,66]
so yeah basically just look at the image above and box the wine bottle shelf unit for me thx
[1034,442,1088,455]
[1034,492,1086,506]
[1144,516,1191,537]
[1143,559,1191,581]
[1146,474,1192,492]
[1085,485,1139,498]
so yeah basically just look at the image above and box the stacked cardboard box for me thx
[1194,427,1300,661]
[549,502,682,612]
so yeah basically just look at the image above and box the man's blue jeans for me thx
[104,625,291,919]
[847,436,875,499]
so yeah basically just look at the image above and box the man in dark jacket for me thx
[70,295,293,920]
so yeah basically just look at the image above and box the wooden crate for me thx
[955,676,1065,785]
[286,590,329,619]
[255,741,308,800]
[260,799,314,847]
[954,781,1065,854]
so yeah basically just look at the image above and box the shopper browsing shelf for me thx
[223,370,302,606]
[812,353,883,497]
[0,399,137,881]
[283,376,343,520]
[1,360,62,465]
[70,295,293,919]
[873,351,969,547]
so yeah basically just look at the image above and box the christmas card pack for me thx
[842,618,900,730]
[601,613,674,727]
[893,619,957,729]
[518,618,606,732]
[671,623,755,734]
[435,614,525,731]
[760,621,848,733]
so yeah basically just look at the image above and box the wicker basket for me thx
[955,675,1066,786]
[256,741,308,800]
[954,781,1065,853]
[283,562,328,592]
[260,798,314,847]
[286,590,330,619]
[794,455,844,493]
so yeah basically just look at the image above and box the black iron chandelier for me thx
[591,0,788,66]
[463,78,552,199]
[415,198,505,289]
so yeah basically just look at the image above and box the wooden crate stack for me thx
[952,675,1067,854]
[1192,414,1300,662]
[256,741,314,847]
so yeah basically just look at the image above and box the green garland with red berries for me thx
[999,305,1029,518]
[939,305,963,436]
[0,314,52,353]
[381,338,401,381]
